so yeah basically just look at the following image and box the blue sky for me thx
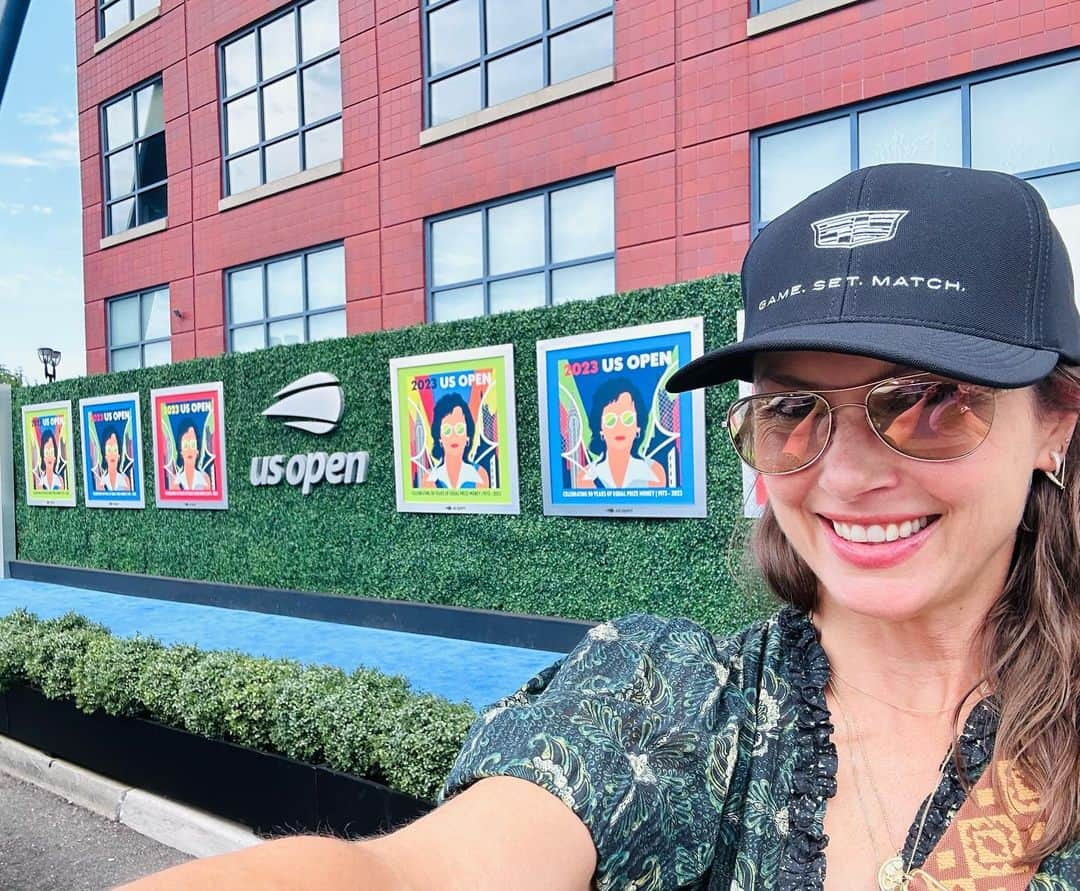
[0,3,84,383]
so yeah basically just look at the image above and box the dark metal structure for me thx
[0,0,31,107]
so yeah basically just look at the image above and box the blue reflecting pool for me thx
[0,578,568,707]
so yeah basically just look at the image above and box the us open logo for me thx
[262,372,344,435]
[811,210,909,249]
[251,372,368,495]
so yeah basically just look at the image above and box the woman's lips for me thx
[818,514,939,569]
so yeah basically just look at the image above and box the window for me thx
[422,0,613,128]
[427,174,615,322]
[101,78,167,236]
[108,288,171,371]
[218,0,342,197]
[227,244,346,352]
[752,53,1080,288]
[99,0,156,40]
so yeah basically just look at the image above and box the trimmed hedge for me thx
[12,275,773,634]
[0,609,476,801]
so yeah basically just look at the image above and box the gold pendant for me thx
[877,856,907,891]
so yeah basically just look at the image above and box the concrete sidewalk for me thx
[0,734,261,868]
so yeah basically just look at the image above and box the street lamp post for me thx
[37,347,60,383]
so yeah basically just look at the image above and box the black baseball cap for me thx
[667,163,1080,392]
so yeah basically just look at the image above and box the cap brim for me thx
[666,321,1060,392]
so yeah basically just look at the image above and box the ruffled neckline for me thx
[776,607,999,889]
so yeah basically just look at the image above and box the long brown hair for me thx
[750,364,1080,861]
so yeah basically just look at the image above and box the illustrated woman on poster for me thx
[167,421,213,491]
[424,393,489,490]
[35,428,66,491]
[94,426,132,492]
[579,378,665,489]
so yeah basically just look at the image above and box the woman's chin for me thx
[818,579,941,623]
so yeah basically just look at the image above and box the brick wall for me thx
[78,0,1080,373]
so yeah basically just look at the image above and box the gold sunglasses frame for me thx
[723,372,999,476]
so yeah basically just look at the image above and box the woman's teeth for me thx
[831,516,931,543]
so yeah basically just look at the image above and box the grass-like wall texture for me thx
[12,275,774,634]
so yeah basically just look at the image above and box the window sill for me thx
[419,66,615,147]
[218,159,343,212]
[746,0,860,36]
[100,216,167,250]
[94,6,161,54]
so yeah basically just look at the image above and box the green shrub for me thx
[375,695,480,801]
[216,655,303,751]
[0,607,483,800]
[0,608,39,691]
[22,613,110,700]
[270,664,349,764]
[319,667,413,779]
[135,642,202,727]
[72,634,162,717]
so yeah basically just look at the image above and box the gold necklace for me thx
[828,679,953,891]
[830,666,956,716]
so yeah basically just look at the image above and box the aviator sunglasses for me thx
[725,373,998,475]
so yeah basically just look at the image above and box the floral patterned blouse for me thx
[442,607,1080,890]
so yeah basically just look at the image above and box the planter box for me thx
[0,684,432,837]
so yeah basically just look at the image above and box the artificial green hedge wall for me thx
[12,275,774,634]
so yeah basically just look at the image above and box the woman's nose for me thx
[814,404,900,500]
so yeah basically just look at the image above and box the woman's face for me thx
[43,440,55,470]
[105,434,120,470]
[180,429,199,466]
[440,406,469,456]
[758,351,1072,622]
[601,392,639,454]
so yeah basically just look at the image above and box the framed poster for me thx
[79,393,145,509]
[537,318,707,518]
[21,400,76,507]
[389,344,520,514]
[150,382,229,510]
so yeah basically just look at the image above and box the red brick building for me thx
[77,0,1080,374]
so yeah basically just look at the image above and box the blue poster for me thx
[537,319,707,518]
[78,392,145,509]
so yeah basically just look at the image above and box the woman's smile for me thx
[817,512,940,570]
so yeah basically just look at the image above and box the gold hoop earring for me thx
[1044,450,1066,490]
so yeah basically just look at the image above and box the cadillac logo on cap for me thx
[811,210,909,249]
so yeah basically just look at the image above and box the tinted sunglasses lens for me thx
[868,378,995,460]
[729,393,831,473]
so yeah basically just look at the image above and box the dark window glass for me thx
[101,78,167,236]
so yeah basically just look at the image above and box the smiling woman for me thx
[122,164,1080,891]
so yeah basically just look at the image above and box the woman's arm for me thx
[116,776,597,891]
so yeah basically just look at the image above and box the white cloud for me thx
[18,107,62,128]
[32,205,53,215]
[0,154,47,168]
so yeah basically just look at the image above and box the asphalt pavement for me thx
[0,770,192,890]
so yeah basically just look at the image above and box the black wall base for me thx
[9,560,593,653]
[1,684,432,838]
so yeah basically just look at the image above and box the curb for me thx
[0,734,261,858]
